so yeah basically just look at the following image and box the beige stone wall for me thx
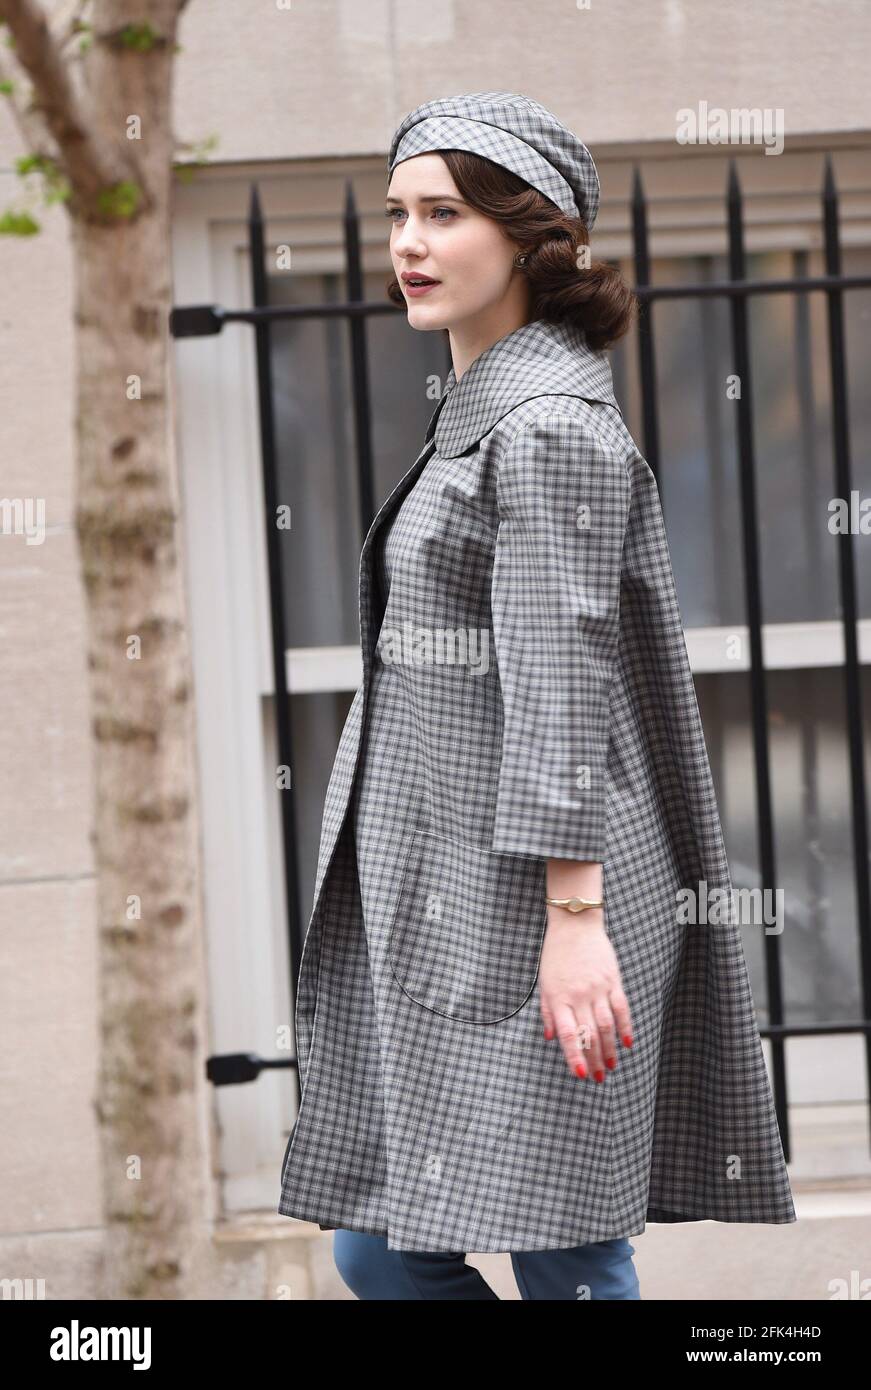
[169,0,871,161]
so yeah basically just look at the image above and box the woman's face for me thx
[386,154,522,335]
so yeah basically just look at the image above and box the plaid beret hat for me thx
[387,90,601,230]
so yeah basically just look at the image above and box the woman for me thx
[278,92,796,1301]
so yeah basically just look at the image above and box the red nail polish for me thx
[544,1027,554,1040]
[594,1069,605,1083]
[606,1057,616,1070]
[622,1034,633,1047]
[575,1063,586,1078]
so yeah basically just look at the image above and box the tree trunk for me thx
[66,3,210,1300]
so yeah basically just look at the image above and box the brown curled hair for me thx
[386,148,637,352]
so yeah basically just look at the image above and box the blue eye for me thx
[384,207,457,223]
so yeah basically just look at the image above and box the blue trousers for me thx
[333,1228,641,1300]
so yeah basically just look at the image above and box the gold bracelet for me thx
[544,895,604,914]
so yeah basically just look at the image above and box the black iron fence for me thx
[171,158,871,1164]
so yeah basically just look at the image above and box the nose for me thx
[393,213,426,257]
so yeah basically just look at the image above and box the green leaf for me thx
[97,180,143,219]
[119,23,159,51]
[45,180,72,205]
[14,152,70,207]
[0,208,41,236]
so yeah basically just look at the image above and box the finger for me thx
[608,985,634,1048]
[540,994,556,1041]
[552,1002,587,1077]
[593,996,619,1072]
[574,1010,603,1081]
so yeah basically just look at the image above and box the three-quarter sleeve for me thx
[489,410,632,861]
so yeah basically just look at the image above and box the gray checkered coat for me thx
[278,317,796,1253]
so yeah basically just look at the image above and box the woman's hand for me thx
[538,908,633,1081]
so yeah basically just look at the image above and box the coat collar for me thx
[433,318,623,459]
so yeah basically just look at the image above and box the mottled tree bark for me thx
[0,0,209,1299]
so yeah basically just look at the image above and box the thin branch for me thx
[49,0,90,40]
[0,48,58,158]
[51,0,95,59]
[0,0,123,206]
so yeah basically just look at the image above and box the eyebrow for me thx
[384,194,466,206]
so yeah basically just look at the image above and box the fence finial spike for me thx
[726,159,742,207]
[822,153,837,205]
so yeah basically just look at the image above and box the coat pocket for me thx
[387,828,548,1024]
